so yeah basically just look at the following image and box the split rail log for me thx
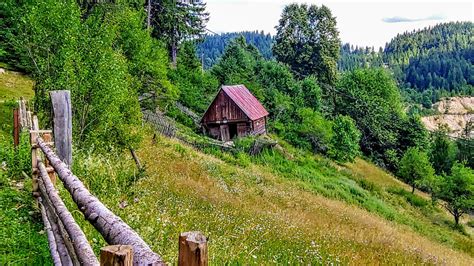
[41,196,76,265]
[38,199,62,266]
[37,159,99,266]
[37,137,165,265]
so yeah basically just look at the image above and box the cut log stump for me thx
[178,231,208,266]
[100,245,133,266]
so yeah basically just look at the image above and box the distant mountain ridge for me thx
[198,22,473,100]
[197,31,273,69]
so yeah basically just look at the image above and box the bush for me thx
[388,188,429,208]
[467,220,474,228]
[329,115,361,162]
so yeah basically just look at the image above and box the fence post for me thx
[100,245,133,266]
[13,108,19,148]
[178,231,208,266]
[42,133,57,185]
[50,90,73,168]
[30,115,39,197]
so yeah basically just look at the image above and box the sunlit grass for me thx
[0,69,34,101]
[65,132,472,264]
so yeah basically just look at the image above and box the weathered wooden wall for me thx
[202,90,248,123]
[252,117,266,135]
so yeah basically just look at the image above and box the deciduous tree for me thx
[398,147,435,194]
[273,3,340,85]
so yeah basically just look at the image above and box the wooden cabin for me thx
[201,85,269,141]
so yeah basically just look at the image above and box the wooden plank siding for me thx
[252,117,266,135]
[202,90,248,123]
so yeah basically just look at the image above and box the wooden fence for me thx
[15,93,208,266]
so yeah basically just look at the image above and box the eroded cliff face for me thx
[421,97,473,138]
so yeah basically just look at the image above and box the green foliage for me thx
[437,163,474,225]
[467,220,474,228]
[329,115,361,163]
[211,36,262,87]
[0,174,51,264]
[398,147,435,193]
[292,108,333,153]
[0,134,31,179]
[397,115,430,152]
[384,22,473,94]
[387,188,429,208]
[273,4,340,84]
[170,41,218,113]
[455,122,473,168]
[150,0,209,63]
[335,68,404,170]
[430,130,458,175]
[338,44,384,71]
[11,1,178,150]
[108,6,177,109]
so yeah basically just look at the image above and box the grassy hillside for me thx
[63,129,472,265]
[0,66,472,264]
[0,67,34,139]
[0,68,51,264]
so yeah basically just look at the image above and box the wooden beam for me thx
[36,137,165,265]
[13,108,19,148]
[38,199,62,266]
[100,245,133,266]
[37,160,99,265]
[29,129,53,134]
[178,231,208,266]
[30,115,39,196]
[42,133,57,185]
[50,90,73,168]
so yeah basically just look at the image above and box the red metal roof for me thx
[221,85,269,121]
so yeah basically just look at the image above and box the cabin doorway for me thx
[229,124,238,139]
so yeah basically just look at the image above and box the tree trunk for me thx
[147,0,151,29]
[454,209,460,225]
[171,38,177,68]
[129,148,142,170]
[37,137,165,266]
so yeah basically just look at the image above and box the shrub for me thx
[329,115,361,163]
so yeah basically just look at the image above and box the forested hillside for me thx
[0,0,473,264]
[197,31,273,69]
[198,22,474,106]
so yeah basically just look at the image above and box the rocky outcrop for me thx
[421,97,473,138]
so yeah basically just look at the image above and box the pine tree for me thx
[150,0,209,66]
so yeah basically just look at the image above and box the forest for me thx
[198,21,474,107]
[0,0,473,264]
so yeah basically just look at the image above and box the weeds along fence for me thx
[143,109,277,156]
[15,92,208,266]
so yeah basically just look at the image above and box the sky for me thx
[205,0,473,49]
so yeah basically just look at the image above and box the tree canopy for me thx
[273,3,340,85]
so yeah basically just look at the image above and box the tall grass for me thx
[55,133,473,264]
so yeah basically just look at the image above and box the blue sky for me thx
[205,0,473,48]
